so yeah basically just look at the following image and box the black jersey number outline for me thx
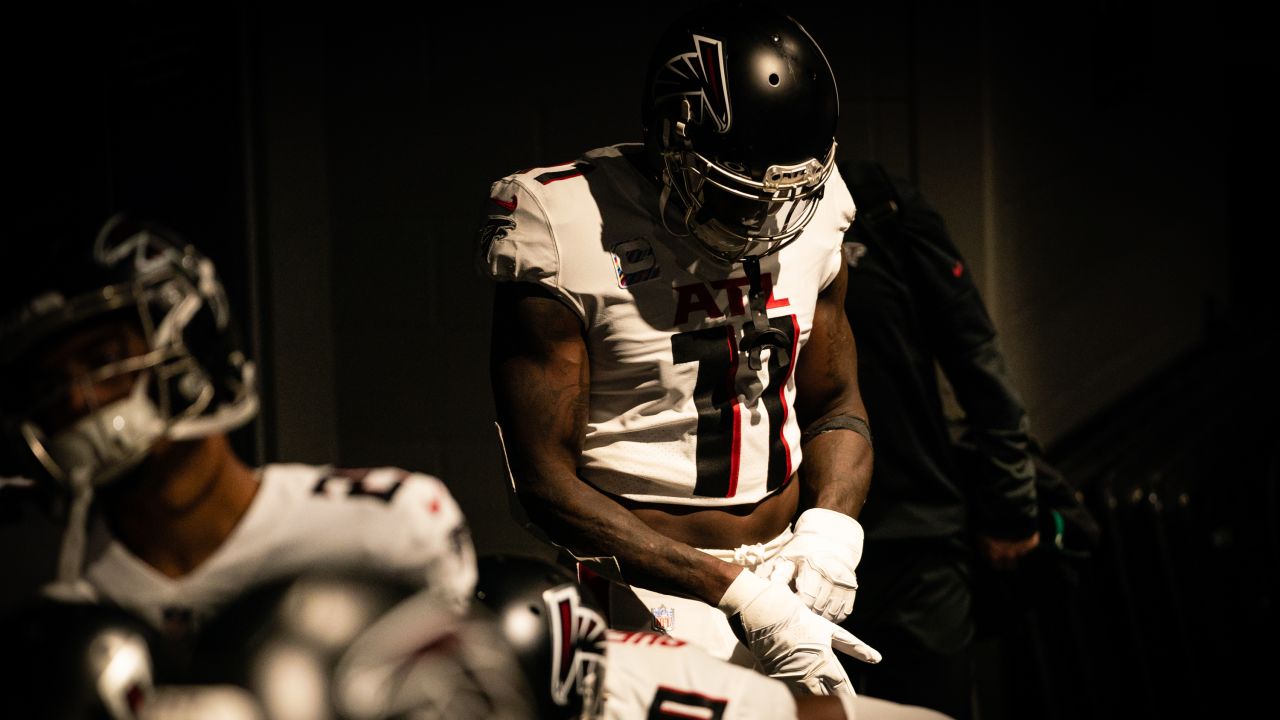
[312,469,406,503]
[648,686,729,720]
[670,315,797,497]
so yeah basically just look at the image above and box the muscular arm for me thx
[792,262,873,518]
[489,283,740,603]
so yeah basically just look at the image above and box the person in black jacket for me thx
[835,161,1040,719]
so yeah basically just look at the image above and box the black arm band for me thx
[801,415,872,447]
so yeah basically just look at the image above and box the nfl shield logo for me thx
[651,605,675,632]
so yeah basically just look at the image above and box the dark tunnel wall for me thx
[980,3,1233,441]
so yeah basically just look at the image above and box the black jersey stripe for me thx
[535,163,594,185]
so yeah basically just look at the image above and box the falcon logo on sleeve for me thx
[479,216,516,259]
[479,192,520,259]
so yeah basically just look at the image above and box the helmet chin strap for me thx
[739,258,790,371]
[29,374,166,589]
[656,181,689,239]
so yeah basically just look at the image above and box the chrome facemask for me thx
[660,135,836,264]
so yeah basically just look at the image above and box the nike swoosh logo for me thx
[491,195,518,211]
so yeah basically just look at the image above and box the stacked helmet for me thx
[190,572,417,719]
[474,555,607,720]
[641,1,840,263]
[0,213,258,489]
[190,571,533,720]
[0,597,163,720]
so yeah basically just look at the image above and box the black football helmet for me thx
[474,555,607,720]
[0,597,164,720]
[641,1,839,263]
[190,571,533,720]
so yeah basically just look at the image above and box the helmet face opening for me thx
[664,141,835,263]
[12,273,211,488]
[642,2,839,264]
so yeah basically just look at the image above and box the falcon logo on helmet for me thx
[544,584,606,709]
[476,555,607,720]
[653,34,732,135]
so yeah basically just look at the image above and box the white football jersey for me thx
[601,629,798,720]
[481,144,854,506]
[84,464,476,637]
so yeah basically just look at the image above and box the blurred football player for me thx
[186,570,534,720]
[475,555,950,720]
[483,0,877,698]
[0,215,476,638]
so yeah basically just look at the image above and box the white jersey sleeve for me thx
[479,169,590,323]
[820,164,857,291]
[601,630,798,720]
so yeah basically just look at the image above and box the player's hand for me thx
[718,569,881,697]
[979,531,1040,571]
[774,508,863,623]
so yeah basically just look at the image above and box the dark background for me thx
[5,1,1277,718]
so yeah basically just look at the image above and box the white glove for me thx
[776,508,864,623]
[718,568,881,697]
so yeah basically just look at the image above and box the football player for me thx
[0,215,476,638]
[482,0,877,697]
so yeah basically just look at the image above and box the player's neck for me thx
[101,434,260,579]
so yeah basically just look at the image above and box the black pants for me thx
[840,537,976,720]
